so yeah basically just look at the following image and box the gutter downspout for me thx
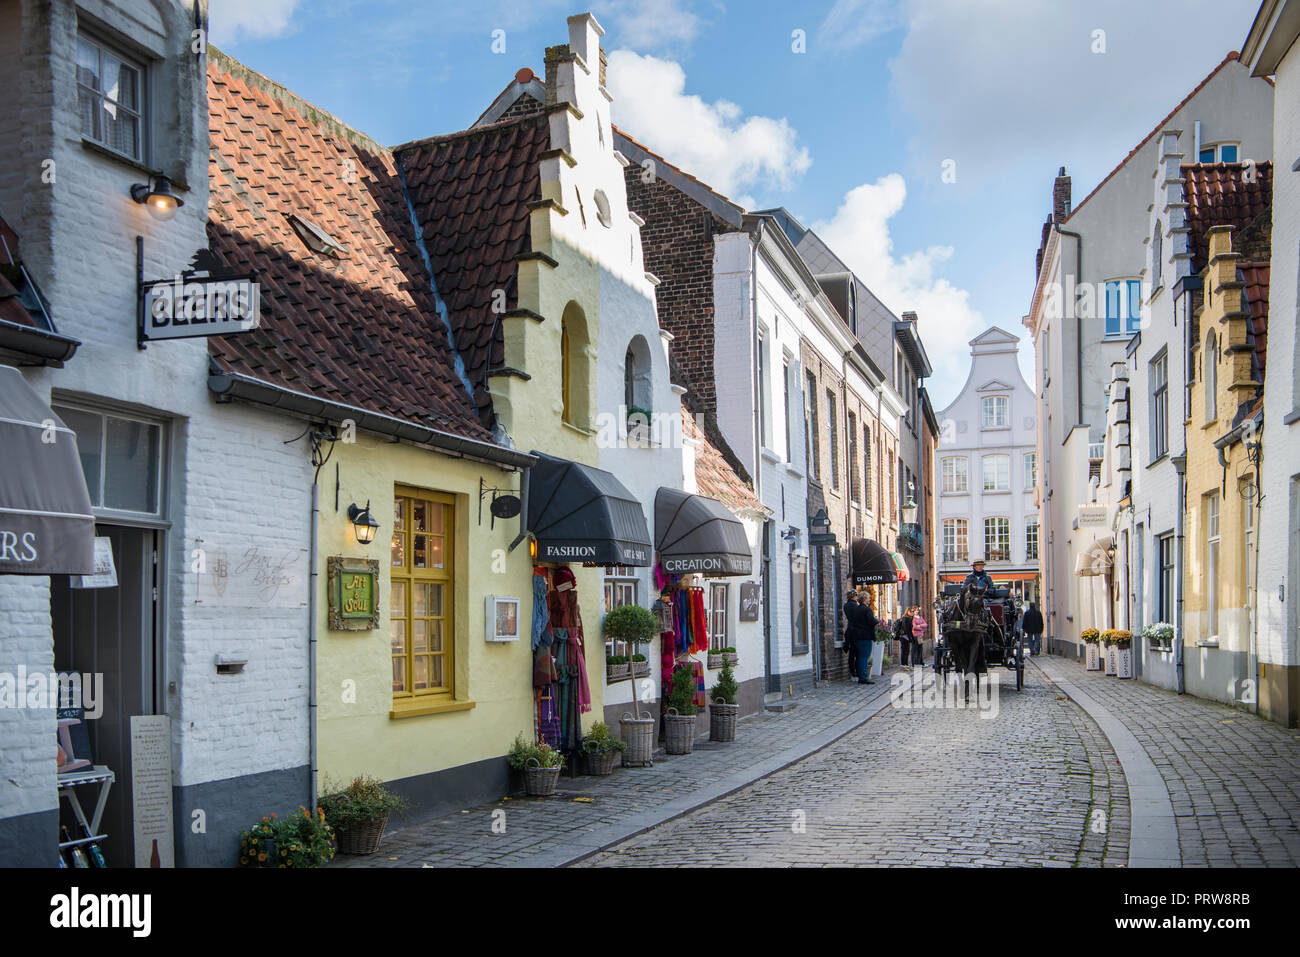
[1173,453,1187,694]
[309,481,319,808]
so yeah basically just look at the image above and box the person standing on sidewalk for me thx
[847,590,878,684]
[910,605,928,667]
[1022,602,1044,656]
[893,606,915,665]
[843,592,860,677]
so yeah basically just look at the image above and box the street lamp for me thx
[347,501,380,545]
[901,481,918,526]
[808,508,831,536]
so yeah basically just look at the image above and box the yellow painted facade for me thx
[1182,226,1261,666]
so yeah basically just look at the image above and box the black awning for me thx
[0,366,95,575]
[527,452,652,566]
[654,487,752,576]
[849,538,899,585]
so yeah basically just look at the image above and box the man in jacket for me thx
[962,558,994,592]
[1021,602,1044,656]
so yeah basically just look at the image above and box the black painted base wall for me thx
[0,807,58,867]
[771,667,815,698]
[173,764,311,868]
[385,754,511,829]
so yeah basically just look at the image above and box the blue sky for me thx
[212,0,1265,408]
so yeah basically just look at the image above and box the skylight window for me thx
[288,214,344,257]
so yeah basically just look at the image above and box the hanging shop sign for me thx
[137,247,261,347]
[327,556,379,631]
[739,582,760,621]
[1077,503,1109,527]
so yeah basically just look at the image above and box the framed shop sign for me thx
[739,582,760,621]
[485,595,521,642]
[328,556,379,631]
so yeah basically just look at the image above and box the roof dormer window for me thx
[288,214,344,258]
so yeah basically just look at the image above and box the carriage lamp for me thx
[347,501,380,545]
[130,173,185,221]
[901,483,918,525]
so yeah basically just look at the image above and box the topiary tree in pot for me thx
[709,661,740,743]
[662,663,698,755]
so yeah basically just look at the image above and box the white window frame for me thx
[942,456,968,494]
[1206,494,1220,638]
[984,516,1011,563]
[708,583,729,653]
[76,30,147,163]
[981,395,1008,429]
[602,566,639,663]
[1023,452,1037,490]
[982,454,1010,492]
[1026,516,1039,562]
[942,518,968,563]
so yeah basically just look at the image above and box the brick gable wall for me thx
[623,166,740,413]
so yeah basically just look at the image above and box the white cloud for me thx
[596,0,707,53]
[208,0,302,46]
[816,0,901,52]
[813,175,989,399]
[607,50,812,205]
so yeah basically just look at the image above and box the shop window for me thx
[391,488,455,701]
[52,404,163,516]
[708,583,729,652]
[602,566,638,660]
[76,31,145,162]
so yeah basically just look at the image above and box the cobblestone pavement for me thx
[332,674,904,868]
[577,666,1128,867]
[1038,659,1300,867]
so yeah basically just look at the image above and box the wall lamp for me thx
[130,173,184,222]
[347,501,380,545]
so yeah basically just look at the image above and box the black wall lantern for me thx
[130,173,185,221]
[347,501,380,545]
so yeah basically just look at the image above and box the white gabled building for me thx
[936,328,1040,604]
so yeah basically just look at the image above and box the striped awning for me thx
[0,366,95,575]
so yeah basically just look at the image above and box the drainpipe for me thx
[1173,453,1187,694]
[308,481,319,807]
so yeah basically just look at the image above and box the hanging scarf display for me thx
[532,572,592,753]
[531,570,551,650]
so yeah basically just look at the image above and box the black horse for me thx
[939,583,993,696]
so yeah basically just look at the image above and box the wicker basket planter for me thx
[709,700,739,743]
[662,707,697,755]
[632,660,650,678]
[606,663,629,681]
[707,653,725,670]
[707,652,739,669]
[334,813,389,856]
[583,747,619,777]
[619,712,655,767]
[523,757,561,796]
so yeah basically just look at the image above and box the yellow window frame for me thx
[390,487,455,704]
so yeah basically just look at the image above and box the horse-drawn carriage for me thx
[932,581,1026,691]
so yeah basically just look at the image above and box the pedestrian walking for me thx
[845,590,878,683]
[842,592,860,677]
[893,606,915,665]
[1022,602,1044,656]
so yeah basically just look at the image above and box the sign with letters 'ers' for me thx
[138,248,261,346]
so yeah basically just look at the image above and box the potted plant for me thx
[1100,629,1119,675]
[581,721,627,776]
[631,652,650,677]
[602,604,657,650]
[238,807,337,868]
[508,733,564,796]
[1081,628,1102,671]
[662,663,699,755]
[606,654,629,681]
[1143,622,1174,653]
[1112,629,1133,678]
[708,646,740,669]
[709,661,740,743]
[318,775,407,856]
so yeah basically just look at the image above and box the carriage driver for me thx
[963,558,994,591]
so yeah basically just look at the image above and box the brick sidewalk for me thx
[332,674,902,868]
[1038,656,1300,866]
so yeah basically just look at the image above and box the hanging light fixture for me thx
[347,501,380,545]
[130,173,185,221]
[901,481,919,526]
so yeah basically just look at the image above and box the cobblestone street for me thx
[578,666,1128,867]
[337,656,1300,868]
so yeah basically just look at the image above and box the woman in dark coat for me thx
[845,591,878,684]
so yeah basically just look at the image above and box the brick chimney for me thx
[1052,166,1071,222]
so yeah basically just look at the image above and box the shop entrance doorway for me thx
[51,524,160,867]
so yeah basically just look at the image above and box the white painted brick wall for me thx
[0,0,311,838]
